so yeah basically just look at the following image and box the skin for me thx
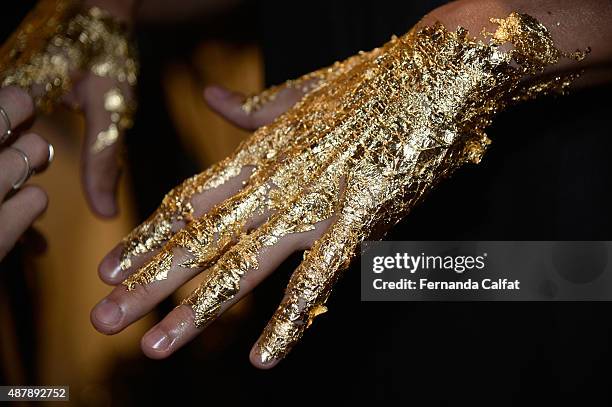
[0,1,136,258]
[61,73,132,218]
[8,0,143,219]
[74,0,233,217]
[0,87,52,261]
[92,0,612,369]
[54,0,138,218]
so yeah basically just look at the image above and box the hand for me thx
[0,1,138,218]
[0,87,53,261]
[92,12,583,368]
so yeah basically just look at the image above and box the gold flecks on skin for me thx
[0,0,138,153]
[118,12,586,363]
[92,87,135,153]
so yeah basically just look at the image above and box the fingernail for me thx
[145,328,170,352]
[100,253,123,283]
[94,299,123,326]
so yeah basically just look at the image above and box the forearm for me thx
[424,0,612,86]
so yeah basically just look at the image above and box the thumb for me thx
[77,74,131,218]
[204,83,313,131]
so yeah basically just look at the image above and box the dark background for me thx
[2,0,612,405]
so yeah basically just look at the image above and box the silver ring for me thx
[7,147,31,190]
[48,143,55,165]
[0,106,12,144]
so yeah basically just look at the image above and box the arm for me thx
[205,0,612,130]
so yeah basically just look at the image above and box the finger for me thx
[92,179,275,333]
[0,186,48,260]
[0,133,53,200]
[204,84,310,131]
[249,220,354,369]
[204,50,377,132]
[251,166,386,368]
[0,86,35,143]
[78,75,132,218]
[140,216,333,359]
[98,165,255,285]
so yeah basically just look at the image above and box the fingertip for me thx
[141,327,172,360]
[86,188,119,219]
[20,185,49,216]
[90,298,125,335]
[93,202,118,219]
[249,344,280,370]
[141,305,198,359]
[98,245,124,285]
[82,154,119,218]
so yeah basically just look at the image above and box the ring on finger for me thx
[47,144,55,165]
[7,146,31,190]
[0,106,12,144]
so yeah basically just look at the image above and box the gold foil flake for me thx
[0,0,138,144]
[119,12,585,363]
[0,0,79,109]
[92,87,135,153]
[488,13,588,69]
[307,305,328,328]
